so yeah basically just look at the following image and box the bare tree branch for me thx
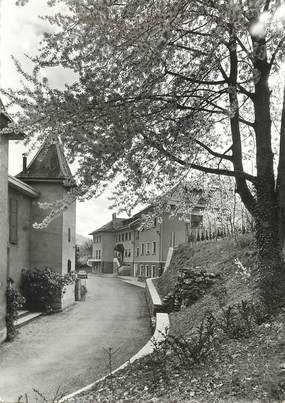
[193,138,233,161]
[269,37,285,69]
[144,135,256,182]
[165,68,226,86]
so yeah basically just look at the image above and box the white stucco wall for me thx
[62,199,76,274]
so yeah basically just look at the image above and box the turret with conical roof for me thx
[16,136,77,278]
[17,137,75,187]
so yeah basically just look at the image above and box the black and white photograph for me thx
[0,0,285,401]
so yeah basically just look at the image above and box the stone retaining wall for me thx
[145,278,164,316]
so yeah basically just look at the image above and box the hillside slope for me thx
[77,235,285,402]
[155,234,259,334]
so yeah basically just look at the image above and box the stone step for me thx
[17,310,30,319]
[15,312,43,328]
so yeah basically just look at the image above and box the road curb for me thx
[58,285,169,402]
[117,276,146,288]
[145,277,166,316]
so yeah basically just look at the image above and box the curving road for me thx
[0,276,151,402]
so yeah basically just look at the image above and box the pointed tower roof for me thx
[17,138,75,187]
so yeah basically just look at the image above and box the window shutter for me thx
[9,199,18,244]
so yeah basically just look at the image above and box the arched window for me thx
[67,259,72,273]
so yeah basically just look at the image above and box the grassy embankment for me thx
[76,235,285,402]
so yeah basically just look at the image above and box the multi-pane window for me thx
[9,198,18,244]
[152,241,157,254]
[136,247,139,257]
[151,265,156,277]
[145,265,150,277]
[141,243,145,255]
[146,243,150,255]
[139,265,144,276]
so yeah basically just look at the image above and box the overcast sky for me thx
[0,0,129,237]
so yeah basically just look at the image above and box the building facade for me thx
[88,204,204,277]
[0,110,24,343]
[0,123,76,343]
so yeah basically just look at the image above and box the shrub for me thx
[217,300,270,340]
[20,268,75,313]
[234,233,254,249]
[162,268,220,312]
[6,278,25,341]
[165,312,218,368]
[147,299,272,375]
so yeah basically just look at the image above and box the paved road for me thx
[0,276,151,402]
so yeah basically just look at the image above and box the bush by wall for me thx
[161,267,220,313]
[20,268,76,313]
[6,278,26,341]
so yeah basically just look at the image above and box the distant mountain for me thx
[76,233,91,246]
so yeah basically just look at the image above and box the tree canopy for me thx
[7,0,282,207]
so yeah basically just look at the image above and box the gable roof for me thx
[89,206,153,235]
[16,138,75,186]
[89,218,125,235]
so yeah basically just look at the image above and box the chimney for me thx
[112,213,119,229]
[22,153,27,174]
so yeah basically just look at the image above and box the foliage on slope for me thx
[76,235,285,402]
[156,234,257,298]
[154,235,259,331]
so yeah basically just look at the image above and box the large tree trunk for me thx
[252,38,285,308]
[254,192,284,309]
[276,84,285,253]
